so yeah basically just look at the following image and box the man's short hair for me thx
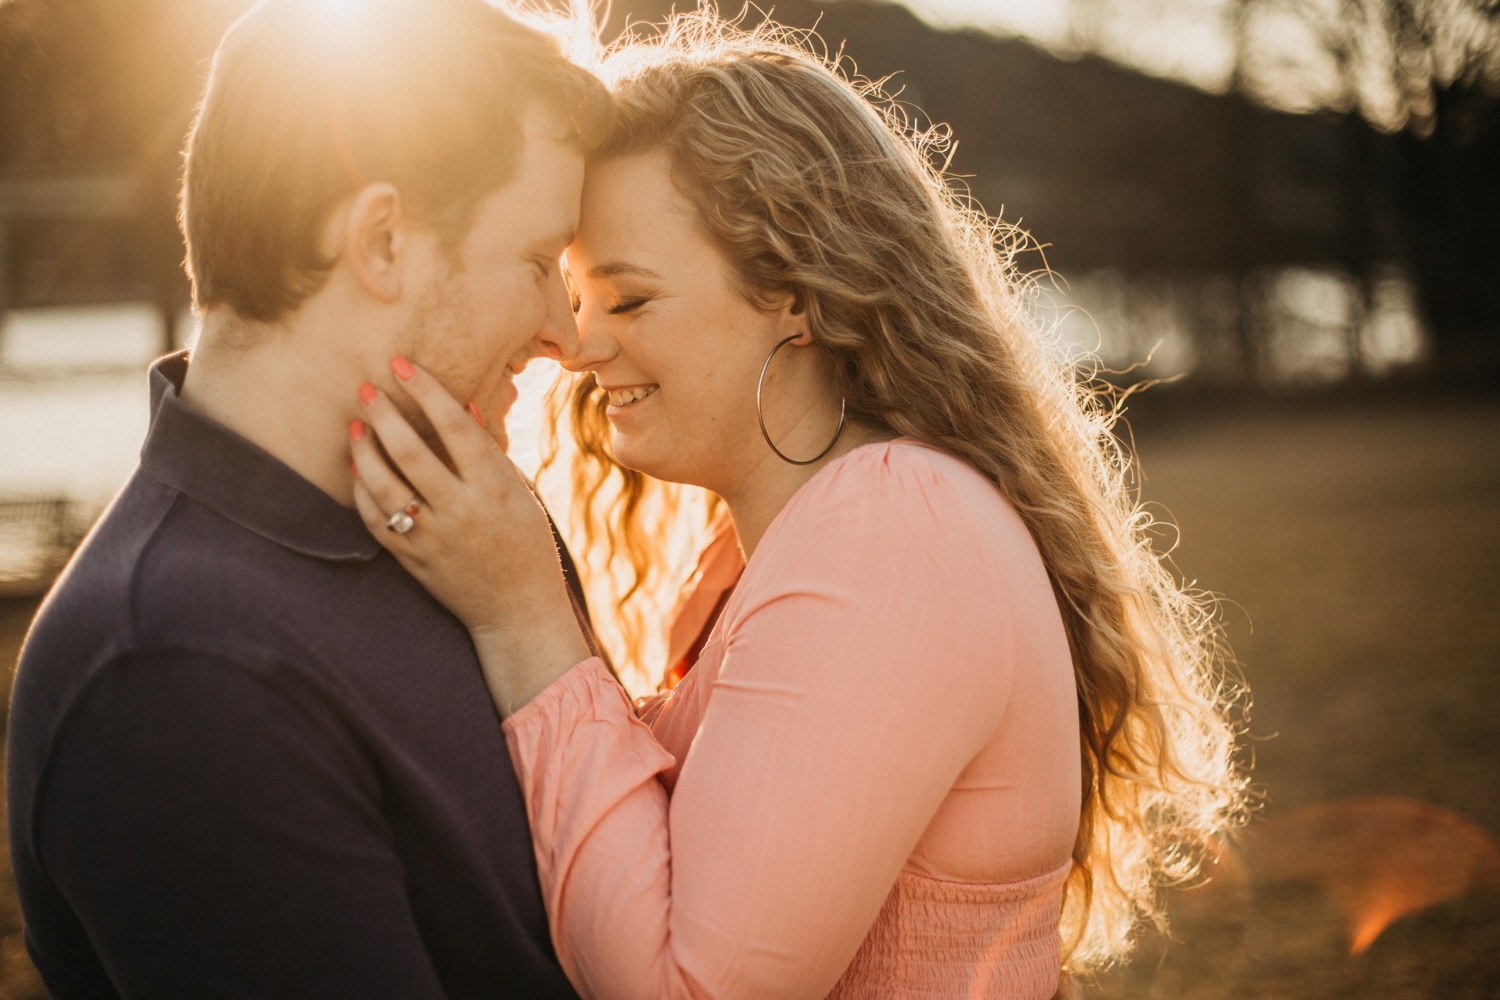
[180,0,610,322]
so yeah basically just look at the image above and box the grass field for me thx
[1088,393,1500,999]
[0,393,1496,998]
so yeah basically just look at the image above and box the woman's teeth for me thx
[607,385,658,407]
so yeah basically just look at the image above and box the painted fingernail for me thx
[391,355,415,381]
[349,418,366,441]
[467,401,486,428]
[358,382,378,406]
[351,460,360,478]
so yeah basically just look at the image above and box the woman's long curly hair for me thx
[538,8,1250,973]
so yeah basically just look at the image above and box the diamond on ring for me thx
[385,499,420,535]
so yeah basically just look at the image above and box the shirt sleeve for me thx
[32,649,452,1000]
[503,453,1018,1000]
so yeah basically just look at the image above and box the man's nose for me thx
[534,272,579,361]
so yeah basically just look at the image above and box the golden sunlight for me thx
[303,0,365,20]
[294,0,380,53]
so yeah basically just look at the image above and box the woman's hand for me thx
[350,357,591,714]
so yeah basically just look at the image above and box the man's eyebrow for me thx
[588,261,663,280]
[529,228,576,253]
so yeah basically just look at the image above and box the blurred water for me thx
[0,372,151,505]
[0,304,171,373]
[0,304,560,589]
[0,306,169,508]
[0,307,184,584]
[1047,263,1428,383]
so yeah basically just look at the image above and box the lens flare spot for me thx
[1243,795,1500,955]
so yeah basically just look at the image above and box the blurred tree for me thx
[1017,0,1498,376]
[1228,0,1499,135]
[1230,0,1500,373]
[0,0,244,351]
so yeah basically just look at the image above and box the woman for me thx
[349,13,1247,998]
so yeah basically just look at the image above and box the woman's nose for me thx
[559,312,619,374]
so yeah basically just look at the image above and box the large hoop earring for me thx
[756,335,847,466]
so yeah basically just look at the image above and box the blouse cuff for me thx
[503,655,618,733]
[501,656,674,893]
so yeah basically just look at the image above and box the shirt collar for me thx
[139,352,383,562]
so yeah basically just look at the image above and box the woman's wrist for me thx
[470,614,593,716]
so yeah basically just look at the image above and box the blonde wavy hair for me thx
[537,8,1250,974]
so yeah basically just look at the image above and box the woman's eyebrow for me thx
[588,261,663,280]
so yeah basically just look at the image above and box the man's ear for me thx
[342,182,406,303]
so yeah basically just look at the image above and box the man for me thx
[6,1,609,995]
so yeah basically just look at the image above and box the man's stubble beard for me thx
[400,251,518,459]
[397,261,475,467]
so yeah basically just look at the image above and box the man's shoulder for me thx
[16,471,368,731]
[11,469,436,798]
[25,471,286,663]
[13,462,480,755]
[18,472,178,673]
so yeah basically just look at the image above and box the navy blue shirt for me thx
[7,354,583,999]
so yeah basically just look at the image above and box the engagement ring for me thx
[385,499,421,535]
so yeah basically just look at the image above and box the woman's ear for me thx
[341,182,406,303]
[774,288,814,345]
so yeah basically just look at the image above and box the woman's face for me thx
[564,152,804,494]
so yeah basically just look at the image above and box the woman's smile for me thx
[603,384,659,411]
[602,383,660,427]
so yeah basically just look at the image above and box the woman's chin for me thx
[611,439,693,487]
[610,437,655,477]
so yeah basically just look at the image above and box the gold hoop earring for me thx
[755,335,847,466]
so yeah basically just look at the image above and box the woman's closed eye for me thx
[606,297,649,316]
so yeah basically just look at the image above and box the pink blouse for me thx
[503,439,1082,999]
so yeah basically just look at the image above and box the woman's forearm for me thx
[471,610,593,717]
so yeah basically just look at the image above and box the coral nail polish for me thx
[391,355,415,381]
[467,401,486,428]
[351,460,360,478]
[358,382,378,406]
[349,419,367,441]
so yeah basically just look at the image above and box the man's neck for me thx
[181,313,362,508]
